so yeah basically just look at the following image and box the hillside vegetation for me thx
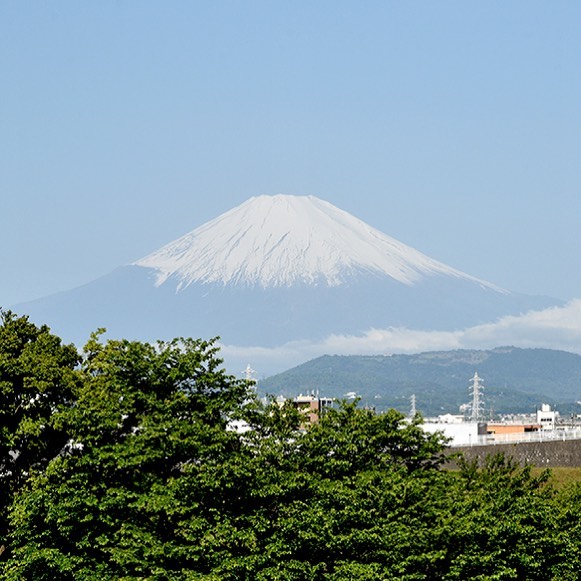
[259,348,581,416]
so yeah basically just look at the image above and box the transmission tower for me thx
[468,371,485,422]
[242,364,256,383]
[242,363,256,385]
[410,394,417,418]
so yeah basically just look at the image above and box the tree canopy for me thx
[0,311,79,547]
[0,311,580,579]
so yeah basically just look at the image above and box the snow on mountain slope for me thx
[135,194,503,291]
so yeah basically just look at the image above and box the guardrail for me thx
[456,429,581,447]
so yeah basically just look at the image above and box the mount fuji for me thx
[17,194,559,357]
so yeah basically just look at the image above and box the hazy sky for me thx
[2,1,580,308]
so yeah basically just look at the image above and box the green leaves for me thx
[0,314,580,578]
[0,311,80,547]
[299,402,448,478]
[0,325,255,578]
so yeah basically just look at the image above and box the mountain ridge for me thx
[258,346,581,416]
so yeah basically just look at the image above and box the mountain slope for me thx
[258,347,581,416]
[16,195,561,357]
[135,194,501,290]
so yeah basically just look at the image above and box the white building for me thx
[536,404,556,431]
[422,420,484,447]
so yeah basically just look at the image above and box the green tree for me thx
[0,310,79,554]
[3,326,581,580]
[242,403,451,579]
[435,454,576,580]
[550,482,581,579]
[4,333,250,579]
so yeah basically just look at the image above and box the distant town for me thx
[255,370,581,448]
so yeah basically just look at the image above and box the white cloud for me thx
[220,299,581,377]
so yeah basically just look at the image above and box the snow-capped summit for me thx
[135,194,499,291]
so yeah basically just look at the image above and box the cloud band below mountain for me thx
[220,299,581,375]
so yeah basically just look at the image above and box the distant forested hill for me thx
[258,347,581,417]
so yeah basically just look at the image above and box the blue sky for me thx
[2,1,580,308]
